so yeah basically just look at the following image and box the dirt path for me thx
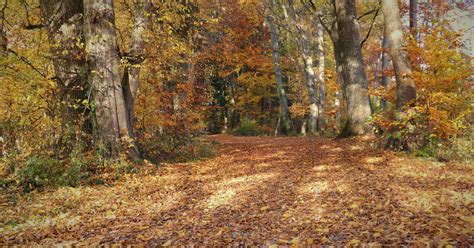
[1,135,473,246]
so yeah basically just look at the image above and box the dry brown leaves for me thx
[1,135,473,246]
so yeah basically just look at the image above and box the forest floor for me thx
[1,135,473,246]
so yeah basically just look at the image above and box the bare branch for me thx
[7,48,48,78]
[360,6,380,48]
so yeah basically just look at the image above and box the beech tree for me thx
[265,8,293,134]
[122,0,152,137]
[39,0,90,152]
[382,0,416,109]
[83,0,133,158]
[409,0,417,39]
[284,1,323,133]
[0,0,6,56]
[333,0,371,136]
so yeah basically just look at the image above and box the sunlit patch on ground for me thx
[312,164,342,172]
[349,145,364,151]
[299,181,328,195]
[207,173,277,209]
[363,156,384,164]
[397,188,442,212]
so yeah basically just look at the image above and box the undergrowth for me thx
[231,117,265,136]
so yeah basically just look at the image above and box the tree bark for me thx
[381,34,389,109]
[382,0,416,109]
[40,0,90,151]
[334,0,372,137]
[0,0,7,57]
[285,2,320,133]
[315,21,325,131]
[122,0,151,137]
[409,0,417,39]
[266,14,293,134]
[83,0,132,158]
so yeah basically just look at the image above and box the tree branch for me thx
[7,48,48,78]
[357,6,380,20]
[360,7,380,48]
[317,14,333,41]
[22,23,44,29]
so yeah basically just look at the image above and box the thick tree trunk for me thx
[266,14,293,134]
[382,0,416,109]
[40,0,90,151]
[84,0,132,158]
[334,0,372,137]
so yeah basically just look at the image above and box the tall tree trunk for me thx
[382,0,416,109]
[381,34,389,109]
[122,0,151,138]
[40,0,90,152]
[83,0,132,158]
[373,36,383,108]
[409,0,417,40]
[334,0,372,137]
[0,0,7,57]
[285,2,321,133]
[266,14,293,134]
[315,21,325,131]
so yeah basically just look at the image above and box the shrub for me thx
[437,136,474,162]
[231,117,264,136]
[138,131,217,163]
[16,156,90,192]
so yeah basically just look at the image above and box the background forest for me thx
[0,0,473,245]
[0,0,473,246]
[1,0,472,189]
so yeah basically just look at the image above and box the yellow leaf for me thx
[162,240,173,246]
[347,239,361,246]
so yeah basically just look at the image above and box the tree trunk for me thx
[409,0,417,40]
[0,1,7,57]
[285,2,320,134]
[334,0,372,137]
[315,21,325,131]
[83,0,132,158]
[122,0,151,138]
[381,34,389,109]
[373,36,383,108]
[382,0,417,109]
[266,14,293,135]
[40,0,90,152]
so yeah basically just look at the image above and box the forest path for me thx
[1,135,473,246]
